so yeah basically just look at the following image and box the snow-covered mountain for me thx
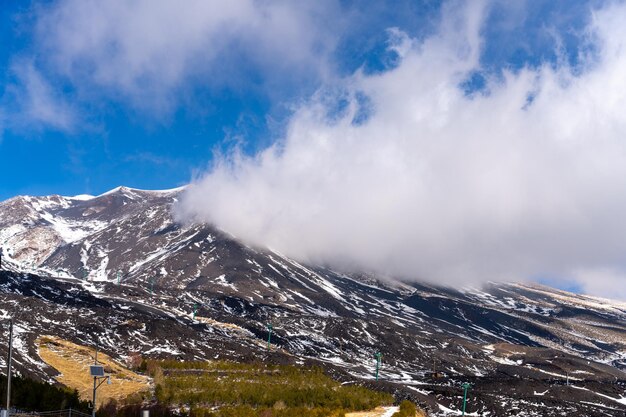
[1,187,626,416]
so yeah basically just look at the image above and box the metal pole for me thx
[267,323,272,350]
[375,352,382,381]
[6,319,13,415]
[92,376,96,417]
[193,304,198,320]
[92,344,98,417]
[461,383,470,416]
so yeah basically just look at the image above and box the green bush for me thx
[391,400,417,417]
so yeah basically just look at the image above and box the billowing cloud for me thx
[177,1,626,299]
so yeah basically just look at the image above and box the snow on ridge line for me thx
[68,194,95,201]
[514,283,626,310]
[2,185,188,204]
[96,185,188,198]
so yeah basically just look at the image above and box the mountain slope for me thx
[1,187,625,416]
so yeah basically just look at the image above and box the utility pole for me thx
[374,352,382,381]
[5,319,13,417]
[461,382,470,416]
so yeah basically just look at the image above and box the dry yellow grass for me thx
[345,407,395,417]
[37,336,151,406]
[345,406,427,417]
[195,316,248,332]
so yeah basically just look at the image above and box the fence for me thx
[12,409,91,417]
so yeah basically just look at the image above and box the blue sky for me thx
[0,0,597,201]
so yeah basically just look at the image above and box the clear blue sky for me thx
[0,0,595,201]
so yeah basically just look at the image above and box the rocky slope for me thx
[1,187,626,416]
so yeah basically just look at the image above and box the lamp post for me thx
[374,352,382,381]
[461,382,471,416]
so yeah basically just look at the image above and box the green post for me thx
[461,382,470,416]
[267,323,273,350]
[375,352,382,381]
[116,270,121,285]
[193,303,198,320]
[83,268,88,281]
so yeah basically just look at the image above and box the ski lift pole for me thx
[375,352,382,381]
[461,382,470,416]
[267,323,273,350]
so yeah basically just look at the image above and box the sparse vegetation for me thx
[36,336,151,407]
[391,400,418,417]
[147,360,394,417]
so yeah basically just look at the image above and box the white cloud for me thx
[177,1,626,299]
[6,60,75,131]
[572,268,626,301]
[33,0,341,111]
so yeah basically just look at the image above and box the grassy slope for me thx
[35,337,423,416]
[37,336,151,406]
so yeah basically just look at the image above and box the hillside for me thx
[0,187,626,415]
